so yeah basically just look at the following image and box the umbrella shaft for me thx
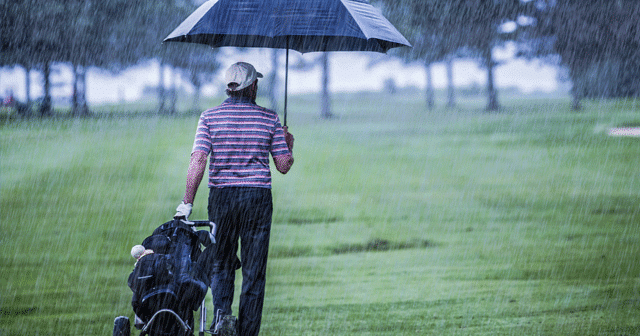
[284,47,289,127]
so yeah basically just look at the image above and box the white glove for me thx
[175,201,193,220]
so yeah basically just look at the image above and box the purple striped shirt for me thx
[192,97,291,188]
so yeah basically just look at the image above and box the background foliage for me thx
[2,0,640,115]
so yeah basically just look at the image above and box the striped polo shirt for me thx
[192,97,291,188]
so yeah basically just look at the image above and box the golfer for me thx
[175,61,294,336]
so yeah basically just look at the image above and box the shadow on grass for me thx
[285,216,341,225]
[331,238,434,255]
[270,238,434,259]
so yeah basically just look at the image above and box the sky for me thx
[0,43,563,104]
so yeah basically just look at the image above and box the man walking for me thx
[176,62,294,336]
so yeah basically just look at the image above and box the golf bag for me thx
[123,218,214,336]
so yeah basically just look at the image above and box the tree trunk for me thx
[484,45,499,111]
[40,61,52,116]
[25,65,31,106]
[73,64,89,117]
[446,55,456,109]
[23,64,32,115]
[269,49,279,111]
[169,66,177,115]
[570,89,582,111]
[72,64,79,114]
[191,81,202,114]
[320,53,333,119]
[158,60,166,115]
[425,61,435,110]
[569,68,583,111]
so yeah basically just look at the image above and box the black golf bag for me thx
[116,218,215,336]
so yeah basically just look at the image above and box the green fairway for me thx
[1,92,639,335]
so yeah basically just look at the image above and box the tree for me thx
[164,43,222,114]
[290,54,334,120]
[380,0,536,111]
[524,0,640,110]
[450,0,537,111]
[145,0,210,114]
[1,0,70,115]
[67,0,207,115]
[2,0,210,116]
[320,53,333,119]
[0,1,36,112]
[445,54,455,108]
[267,49,281,111]
[379,0,460,110]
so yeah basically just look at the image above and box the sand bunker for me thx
[608,127,640,137]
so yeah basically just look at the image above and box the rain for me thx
[1,0,639,335]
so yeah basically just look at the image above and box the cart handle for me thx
[174,218,216,233]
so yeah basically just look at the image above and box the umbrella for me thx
[164,0,411,125]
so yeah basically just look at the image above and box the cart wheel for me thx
[113,316,130,336]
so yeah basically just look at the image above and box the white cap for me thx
[225,62,263,91]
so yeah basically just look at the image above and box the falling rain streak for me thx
[1,0,640,335]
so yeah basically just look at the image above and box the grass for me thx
[1,91,639,335]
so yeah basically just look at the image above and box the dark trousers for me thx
[206,187,272,336]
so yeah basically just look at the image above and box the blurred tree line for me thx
[0,0,219,116]
[380,0,640,110]
[2,0,639,115]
